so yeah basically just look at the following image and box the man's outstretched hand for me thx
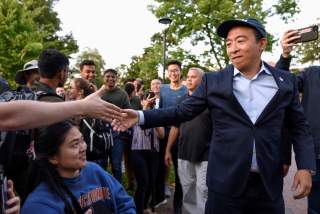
[112,109,139,132]
[81,85,122,122]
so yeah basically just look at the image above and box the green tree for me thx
[23,0,78,55]
[0,0,78,87]
[0,0,43,87]
[74,48,106,87]
[121,32,163,87]
[148,0,300,70]
[296,39,320,64]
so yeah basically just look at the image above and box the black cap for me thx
[217,18,266,38]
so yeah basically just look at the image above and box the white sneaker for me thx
[154,198,167,208]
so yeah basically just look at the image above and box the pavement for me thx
[155,154,307,214]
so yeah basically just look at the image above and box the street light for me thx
[159,17,172,81]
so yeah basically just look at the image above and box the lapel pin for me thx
[279,77,284,82]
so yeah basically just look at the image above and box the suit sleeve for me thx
[284,74,316,171]
[142,73,209,128]
[275,55,292,71]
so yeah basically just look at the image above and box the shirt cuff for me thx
[138,111,145,125]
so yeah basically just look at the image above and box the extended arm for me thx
[0,90,122,131]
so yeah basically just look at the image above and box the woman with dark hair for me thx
[68,78,112,167]
[68,78,95,100]
[21,121,135,214]
[130,95,164,214]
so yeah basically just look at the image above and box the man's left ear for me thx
[260,38,268,51]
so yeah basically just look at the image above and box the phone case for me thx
[294,25,318,43]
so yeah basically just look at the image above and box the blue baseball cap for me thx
[217,18,266,38]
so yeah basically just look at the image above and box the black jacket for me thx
[276,56,320,159]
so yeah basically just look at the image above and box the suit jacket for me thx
[276,56,320,158]
[143,63,316,200]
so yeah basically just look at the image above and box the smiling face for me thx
[49,126,87,178]
[167,64,181,83]
[103,71,117,89]
[226,26,267,74]
[151,79,161,94]
[68,80,80,100]
[80,65,96,82]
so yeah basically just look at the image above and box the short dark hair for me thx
[80,60,95,70]
[124,82,135,96]
[167,60,182,69]
[38,49,69,79]
[124,78,135,84]
[103,68,118,76]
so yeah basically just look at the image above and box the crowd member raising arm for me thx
[0,86,122,131]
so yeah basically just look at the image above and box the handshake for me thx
[81,85,140,132]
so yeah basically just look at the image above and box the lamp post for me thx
[159,17,172,81]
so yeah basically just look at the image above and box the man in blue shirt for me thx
[155,60,187,214]
[114,18,315,214]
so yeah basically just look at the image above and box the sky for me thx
[54,0,319,70]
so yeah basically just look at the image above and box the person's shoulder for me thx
[179,93,189,102]
[84,161,103,173]
[23,183,58,211]
[116,87,129,96]
[180,85,188,92]
[160,84,170,90]
[304,65,320,73]
[84,161,113,178]
[203,70,226,83]
[84,162,121,187]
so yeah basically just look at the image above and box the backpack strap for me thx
[82,119,96,152]
[35,91,63,101]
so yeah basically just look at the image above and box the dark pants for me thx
[110,138,125,183]
[205,173,285,214]
[171,143,183,213]
[154,132,168,203]
[131,150,158,214]
[308,159,320,214]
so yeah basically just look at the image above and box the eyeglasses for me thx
[168,69,180,73]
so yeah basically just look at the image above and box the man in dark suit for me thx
[113,18,316,214]
[275,30,320,214]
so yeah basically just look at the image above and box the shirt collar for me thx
[233,62,271,77]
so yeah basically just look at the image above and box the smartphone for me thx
[293,25,318,43]
[144,91,155,99]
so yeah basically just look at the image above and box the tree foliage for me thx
[23,0,78,55]
[0,0,43,86]
[122,32,207,86]
[0,0,78,87]
[148,0,300,70]
[296,37,320,64]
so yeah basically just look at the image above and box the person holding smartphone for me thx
[276,29,320,214]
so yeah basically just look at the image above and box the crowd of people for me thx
[0,17,319,214]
